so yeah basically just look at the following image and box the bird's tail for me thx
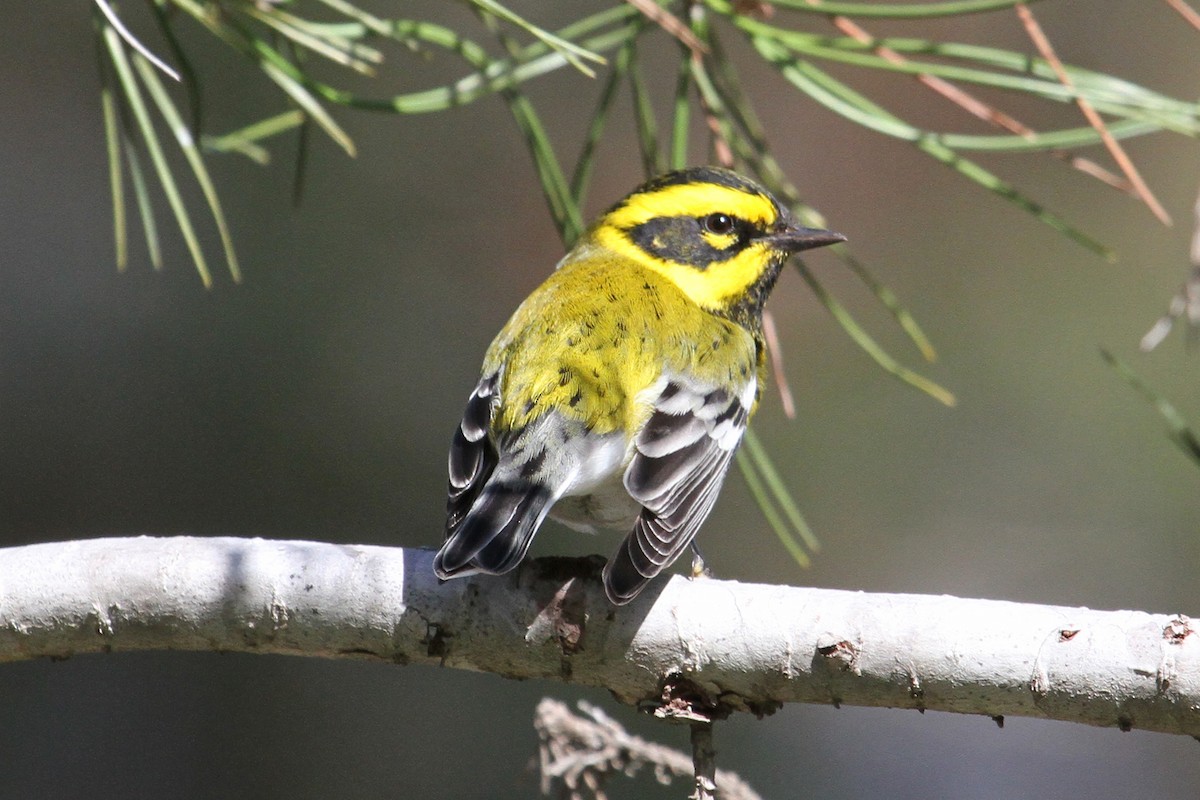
[434,482,555,579]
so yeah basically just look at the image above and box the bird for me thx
[433,166,844,604]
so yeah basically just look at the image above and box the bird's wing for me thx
[435,370,558,579]
[444,372,499,537]
[603,376,754,604]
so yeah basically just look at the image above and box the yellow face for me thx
[589,169,792,316]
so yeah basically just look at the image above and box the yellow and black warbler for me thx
[434,167,844,604]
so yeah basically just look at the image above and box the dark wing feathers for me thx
[636,411,708,457]
[625,436,713,502]
[435,480,553,577]
[603,380,751,604]
[439,368,752,605]
[436,372,558,580]
[468,484,554,574]
[444,374,498,532]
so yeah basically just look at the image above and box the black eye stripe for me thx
[626,215,750,269]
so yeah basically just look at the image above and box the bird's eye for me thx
[702,213,736,235]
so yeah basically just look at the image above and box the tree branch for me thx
[533,698,763,800]
[0,536,1196,737]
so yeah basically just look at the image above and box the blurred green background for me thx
[2,2,1199,798]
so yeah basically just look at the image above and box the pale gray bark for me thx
[0,536,1196,737]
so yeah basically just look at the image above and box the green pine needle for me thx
[1101,350,1200,469]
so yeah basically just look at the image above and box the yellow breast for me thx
[483,253,757,437]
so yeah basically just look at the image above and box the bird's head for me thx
[584,167,845,323]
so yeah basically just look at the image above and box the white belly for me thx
[549,472,641,532]
[547,432,640,533]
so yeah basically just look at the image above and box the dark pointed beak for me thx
[762,223,846,253]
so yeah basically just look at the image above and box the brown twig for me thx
[763,310,797,419]
[690,721,718,800]
[625,0,708,55]
[804,0,1131,192]
[533,699,763,800]
[1165,0,1200,31]
[1016,2,1172,225]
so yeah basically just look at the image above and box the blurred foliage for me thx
[91,0,1200,559]
[1103,349,1200,470]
